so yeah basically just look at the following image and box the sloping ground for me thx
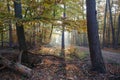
[77,46,120,64]
[103,48,120,53]
[0,46,120,80]
[102,50,120,64]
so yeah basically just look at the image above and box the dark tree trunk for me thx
[1,29,3,47]
[115,14,120,49]
[102,0,107,48]
[61,3,66,58]
[86,0,106,73]
[14,0,28,63]
[59,3,66,79]
[14,0,27,51]
[8,22,12,48]
[107,0,115,48]
[107,23,111,47]
[7,0,13,48]
[61,25,65,57]
[33,23,36,47]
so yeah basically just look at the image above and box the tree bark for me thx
[14,0,27,51]
[115,14,120,49]
[7,0,13,48]
[14,0,28,63]
[1,29,3,47]
[102,0,107,48]
[61,3,66,58]
[86,0,106,73]
[59,3,66,79]
[107,0,115,48]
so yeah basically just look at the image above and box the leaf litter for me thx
[0,47,120,80]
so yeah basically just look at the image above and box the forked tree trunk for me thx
[86,0,106,73]
[14,0,28,63]
[14,0,27,51]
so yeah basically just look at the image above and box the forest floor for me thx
[0,46,120,80]
[77,47,120,64]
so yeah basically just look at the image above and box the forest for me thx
[0,0,120,80]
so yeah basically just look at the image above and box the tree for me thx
[60,3,66,78]
[61,4,65,58]
[7,0,13,48]
[14,0,27,63]
[1,27,3,47]
[86,0,106,73]
[102,0,107,48]
[115,14,120,49]
[107,0,115,48]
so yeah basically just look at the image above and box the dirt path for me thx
[78,47,120,64]
[102,50,120,64]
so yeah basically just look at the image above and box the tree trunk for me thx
[14,0,27,51]
[61,25,65,57]
[33,23,36,47]
[115,14,120,49]
[0,55,32,77]
[107,23,111,47]
[102,0,107,48]
[7,0,13,48]
[59,3,66,79]
[1,28,3,47]
[86,0,106,73]
[107,0,115,48]
[14,0,28,63]
[61,3,66,58]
